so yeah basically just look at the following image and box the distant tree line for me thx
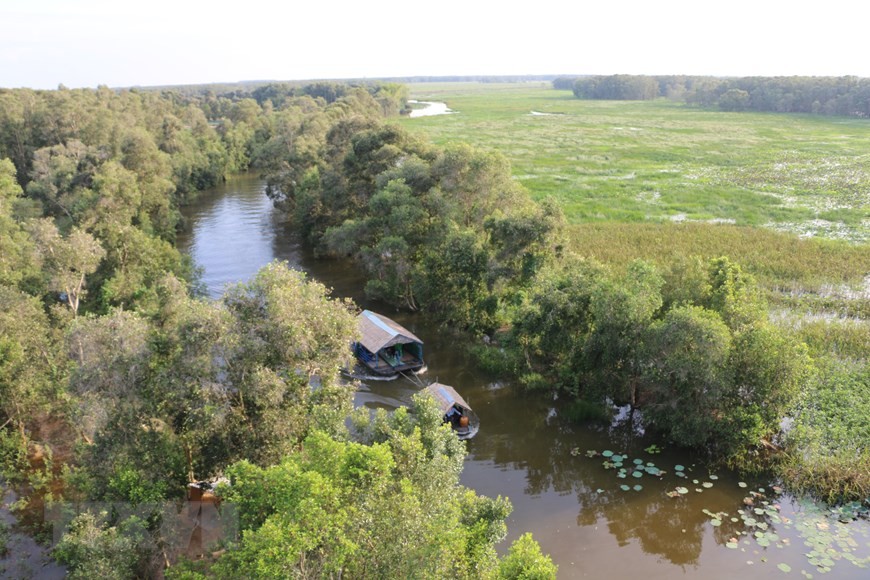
[557,74,870,117]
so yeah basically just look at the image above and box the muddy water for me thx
[177,174,870,579]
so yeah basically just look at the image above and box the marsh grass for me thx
[402,82,870,312]
[793,318,870,361]
[402,83,870,242]
[565,222,870,291]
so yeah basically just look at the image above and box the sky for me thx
[2,0,869,89]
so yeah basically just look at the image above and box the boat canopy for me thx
[357,310,423,353]
[426,383,473,414]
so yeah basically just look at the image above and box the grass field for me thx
[400,83,870,304]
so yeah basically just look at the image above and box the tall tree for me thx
[29,218,105,316]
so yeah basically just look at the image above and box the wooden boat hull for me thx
[426,383,480,440]
[450,412,480,440]
[354,342,425,377]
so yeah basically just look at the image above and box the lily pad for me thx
[709,474,719,480]
[702,482,714,488]
[711,518,722,527]
[738,482,748,488]
[676,486,689,494]
[633,458,644,465]
[620,484,630,491]
[778,563,791,572]
[632,471,643,478]
[602,450,614,458]
[633,485,643,492]
[674,465,685,472]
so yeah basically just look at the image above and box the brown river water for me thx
[176,173,870,579]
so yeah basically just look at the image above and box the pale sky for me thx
[2,0,868,89]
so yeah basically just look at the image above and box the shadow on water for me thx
[178,175,870,579]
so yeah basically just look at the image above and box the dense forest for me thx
[0,79,867,577]
[0,83,557,577]
[559,74,870,117]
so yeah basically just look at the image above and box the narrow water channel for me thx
[177,174,870,579]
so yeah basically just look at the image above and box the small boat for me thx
[353,310,425,377]
[426,383,480,440]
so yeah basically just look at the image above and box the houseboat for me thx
[353,310,425,377]
[426,383,480,440]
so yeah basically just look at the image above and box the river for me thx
[177,174,870,579]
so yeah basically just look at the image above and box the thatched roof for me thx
[357,310,423,354]
[426,383,472,413]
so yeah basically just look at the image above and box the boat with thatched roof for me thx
[426,383,480,440]
[353,310,425,377]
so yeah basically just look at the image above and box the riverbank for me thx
[177,175,870,578]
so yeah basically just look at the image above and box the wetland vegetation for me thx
[0,78,868,577]
[400,81,869,499]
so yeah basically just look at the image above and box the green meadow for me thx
[401,83,870,303]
